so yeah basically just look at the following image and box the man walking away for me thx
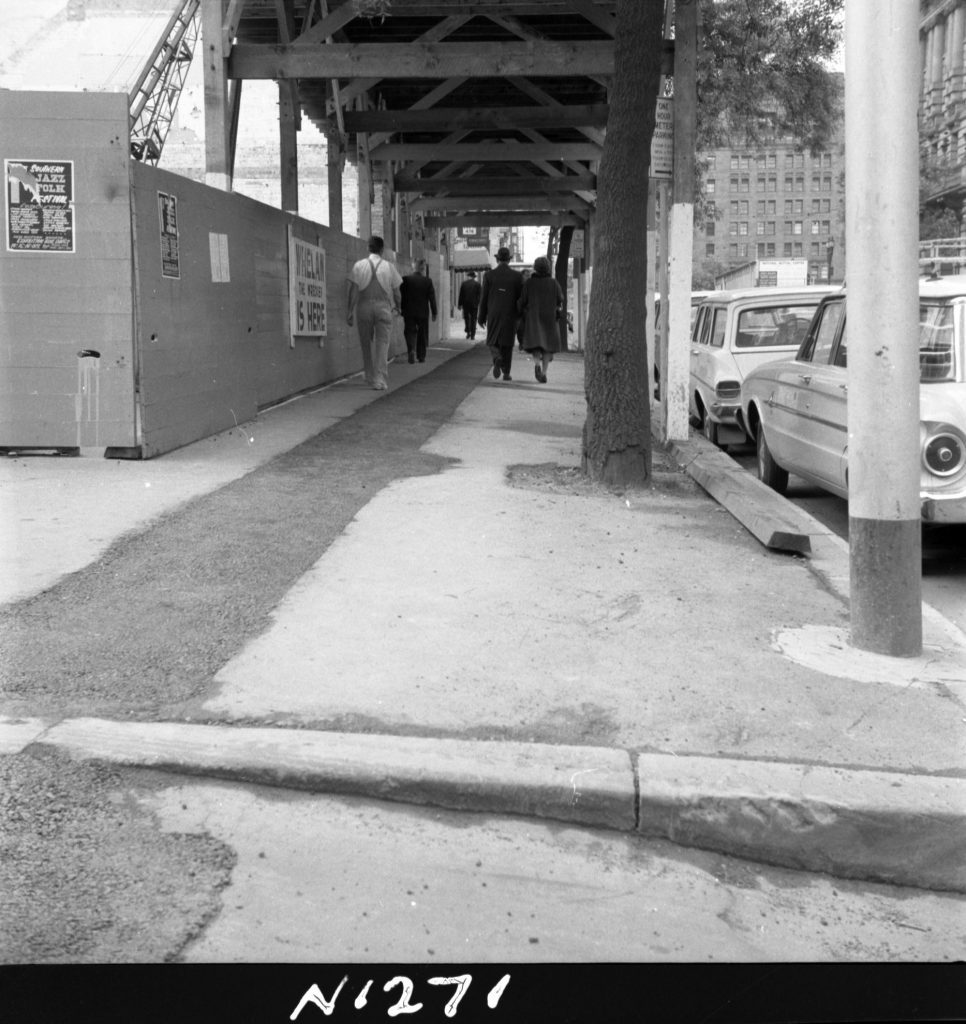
[400,259,438,363]
[457,271,482,340]
[346,235,403,390]
[479,248,523,381]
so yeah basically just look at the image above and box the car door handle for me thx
[839,383,848,394]
[797,373,812,384]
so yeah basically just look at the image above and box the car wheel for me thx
[756,426,788,494]
[702,411,725,449]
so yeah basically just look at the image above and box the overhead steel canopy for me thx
[218,0,621,225]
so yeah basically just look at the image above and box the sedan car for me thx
[738,277,966,524]
[689,286,834,448]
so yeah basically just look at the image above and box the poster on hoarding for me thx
[288,228,327,346]
[158,191,180,279]
[5,159,75,252]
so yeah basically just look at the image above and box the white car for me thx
[738,278,966,525]
[689,286,835,447]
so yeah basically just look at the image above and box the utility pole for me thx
[666,0,697,441]
[845,0,922,656]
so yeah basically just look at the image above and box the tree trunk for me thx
[554,225,574,351]
[582,0,663,488]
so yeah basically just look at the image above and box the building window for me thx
[793,221,803,235]
[706,221,716,236]
[785,176,794,190]
[739,177,750,192]
[758,243,768,257]
[739,200,749,215]
[822,199,830,213]
[811,221,820,234]
[793,243,803,257]
[729,222,738,235]
[783,242,793,257]
[767,153,777,169]
[730,201,739,216]
[706,243,715,256]
[784,220,793,233]
[767,177,777,192]
[757,221,765,235]
[794,199,803,214]
[823,176,832,191]
[757,200,766,216]
[811,198,821,213]
[730,176,739,191]
[730,155,739,169]
[812,176,821,191]
[784,199,793,214]
[757,176,766,191]
[821,220,830,233]
[729,243,739,258]
[766,243,776,256]
[707,179,716,194]
[796,177,805,192]
[810,242,821,257]
[739,222,749,236]
[766,200,776,214]
[740,244,749,258]
[766,221,775,235]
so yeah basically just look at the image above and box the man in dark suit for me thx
[457,271,482,340]
[478,247,523,381]
[400,259,438,363]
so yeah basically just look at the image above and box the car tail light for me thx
[922,427,966,477]
[715,380,741,400]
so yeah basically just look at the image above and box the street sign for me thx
[650,98,673,180]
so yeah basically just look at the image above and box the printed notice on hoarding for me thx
[288,229,327,345]
[209,232,230,282]
[158,191,180,279]
[650,98,673,180]
[5,159,75,252]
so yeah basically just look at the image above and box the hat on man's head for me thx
[467,271,476,278]
[496,247,511,262]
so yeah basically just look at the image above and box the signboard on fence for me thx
[157,191,180,279]
[288,229,327,345]
[5,159,75,252]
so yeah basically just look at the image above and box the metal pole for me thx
[845,0,922,656]
[666,0,697,441]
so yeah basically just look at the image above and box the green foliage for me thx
[698,0,843,154]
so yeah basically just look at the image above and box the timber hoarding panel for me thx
[0,91,136,448]
[131,164,408,457]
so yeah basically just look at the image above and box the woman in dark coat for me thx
[518,256,564,383]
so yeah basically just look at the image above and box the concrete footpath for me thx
[2,336,965,894]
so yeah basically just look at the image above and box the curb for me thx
[10,716,966,895]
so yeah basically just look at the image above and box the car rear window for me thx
[733,304,818,349]
[919,304,955,382]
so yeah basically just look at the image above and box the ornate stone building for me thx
[920,0,966,227]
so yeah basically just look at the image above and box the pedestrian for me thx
[516,268,531,349]
[400,258,438,364]
[457,271,481,340]
[518,255,564,384]
[478,247,523,382]
[346,235,403,390]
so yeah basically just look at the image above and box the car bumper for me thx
[921,491,966,524]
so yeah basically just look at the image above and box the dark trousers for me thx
[403,315,430,361]
[490,342,514,377]
[462,308,478,340]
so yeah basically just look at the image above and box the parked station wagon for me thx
[689,286,834,447]
[738,277,966,525]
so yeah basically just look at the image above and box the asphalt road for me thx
[728,442,966,634]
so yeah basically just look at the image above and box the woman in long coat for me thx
[518,256,564,383]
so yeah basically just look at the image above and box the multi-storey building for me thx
[694,77,845,287]
[920,0,966,230]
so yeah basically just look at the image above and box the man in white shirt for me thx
[346,235,403,390]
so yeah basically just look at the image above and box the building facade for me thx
[695,136,845,288]
[920,0,966,227]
